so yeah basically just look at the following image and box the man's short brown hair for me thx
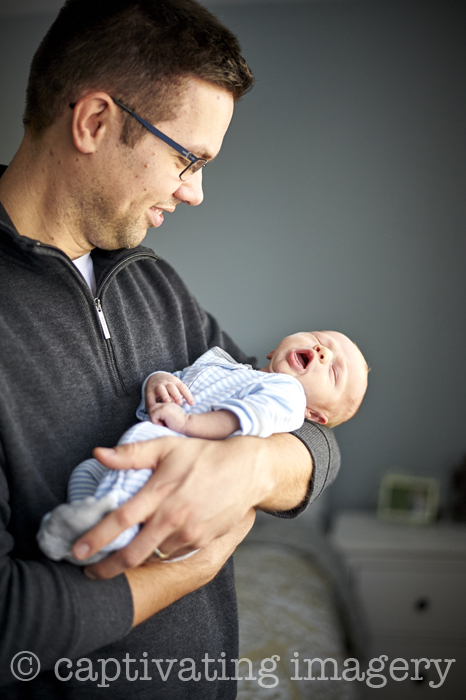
[24,0,254,145]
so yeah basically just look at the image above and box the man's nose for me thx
[314,345,332,363]
[174,170,204,207]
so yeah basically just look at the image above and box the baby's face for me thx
[266,330,368,426]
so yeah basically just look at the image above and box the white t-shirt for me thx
[72,252,96,296]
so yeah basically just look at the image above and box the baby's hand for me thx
[149,402,190,434]
[145,372,194,422]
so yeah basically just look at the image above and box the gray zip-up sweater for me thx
[0,177,340,697]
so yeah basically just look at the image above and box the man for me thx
[0,0,340,697]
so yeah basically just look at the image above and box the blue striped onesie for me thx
[38,347,306,564]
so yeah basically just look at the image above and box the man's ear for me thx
[71,93,116,155]
[304,406,328,424]
[266,350,275,360]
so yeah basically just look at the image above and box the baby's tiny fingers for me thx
[173,381,194,406]
[148,405,165,425]
[155,385,173,403]
[180,386,195,406]
[165,384,184,404]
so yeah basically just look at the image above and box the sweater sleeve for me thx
[0,455,133,686]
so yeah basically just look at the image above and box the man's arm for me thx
[72,432,313,579]
[0,454,254,683]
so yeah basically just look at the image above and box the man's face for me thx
[266,330,367,425]
[77,77,234,250]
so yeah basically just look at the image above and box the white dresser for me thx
[331,511,466,699]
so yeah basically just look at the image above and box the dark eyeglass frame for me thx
[69,98,208,182]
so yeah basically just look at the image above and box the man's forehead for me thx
[155,78,234,160]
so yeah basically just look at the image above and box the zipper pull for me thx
[95,298,111,339]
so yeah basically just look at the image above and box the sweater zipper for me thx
[33,243,157,394]
[95,299,111,339]
[93,251,158,394]
[96,252,158,297]
[93,251,159,341]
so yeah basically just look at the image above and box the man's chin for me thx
[92,227,147,251]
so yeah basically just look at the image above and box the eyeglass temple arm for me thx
[111,98,197,164]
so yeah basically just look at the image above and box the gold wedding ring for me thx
[154,547,170,560]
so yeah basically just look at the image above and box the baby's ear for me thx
[266,350,275,360]
[305,406,328,425]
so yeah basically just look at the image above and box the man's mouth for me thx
[148,206,175,228]
[150,205,176,216]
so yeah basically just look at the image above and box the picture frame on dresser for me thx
[377,474,440,525]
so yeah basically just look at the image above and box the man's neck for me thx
[0,134,94,260]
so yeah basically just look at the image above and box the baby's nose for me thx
[314,344,332,363]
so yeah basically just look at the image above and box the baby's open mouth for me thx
[296,350,313,369]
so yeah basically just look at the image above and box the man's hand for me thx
[127,508,256,627]
[145,372,194,422]
[73,433,312,579]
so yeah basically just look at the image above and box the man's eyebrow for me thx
[201,151,215,161]
[189,145,215,161]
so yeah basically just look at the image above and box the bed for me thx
[234,503,368,699]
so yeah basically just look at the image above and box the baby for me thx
[37,330,368,564]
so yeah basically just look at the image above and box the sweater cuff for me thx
[267,420,341,520]
[65,564,133,658]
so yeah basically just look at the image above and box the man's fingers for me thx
[80,498,193,577]
[84,542,165,580]
[78,437,264,578]
[93,438,170,471]
[83,507,246,580]
[73,476,176,564]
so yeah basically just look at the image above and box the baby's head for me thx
[265,330,368,427]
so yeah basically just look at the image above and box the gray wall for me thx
[1,0,465,516]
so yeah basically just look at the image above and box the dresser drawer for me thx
[355,565,466,638]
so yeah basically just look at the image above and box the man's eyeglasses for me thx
[112,98,207,182]
[69,98,208,182]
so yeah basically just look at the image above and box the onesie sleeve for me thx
[210,374,306,438]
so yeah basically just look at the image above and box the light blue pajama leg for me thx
[37,422,186,565]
